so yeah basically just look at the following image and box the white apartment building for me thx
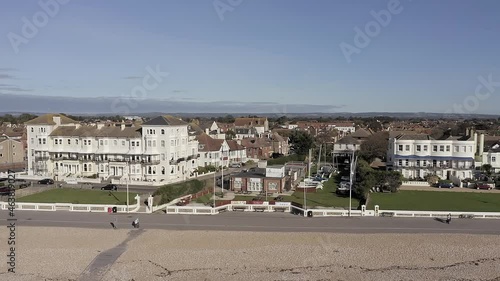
[387,134,476,180]
[26,114,199,184]
[329,122,356,136]
[482,142,500,173]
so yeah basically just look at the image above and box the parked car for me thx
[38,178,54,185]
[229,163,241,168]
[99,184,118,191]
[475,183,492,190]
[438,182,454,188]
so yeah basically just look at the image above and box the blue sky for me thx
[1,0,500,114]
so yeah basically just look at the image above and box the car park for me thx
[38,178,54,185]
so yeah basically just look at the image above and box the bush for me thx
[196,165,217,174]
[267,154,306,165]
[153,180,206,205]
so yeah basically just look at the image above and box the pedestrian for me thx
[446,213,452,224]
[110,222,116,229]
[132,218,139,228]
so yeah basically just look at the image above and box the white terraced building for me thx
[26,114,199,184]
[387,134,476,180]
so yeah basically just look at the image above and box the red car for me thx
[476,183,492,190]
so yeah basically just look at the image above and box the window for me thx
[171,140,175,146]
[454,146,459,152]
[122,141,125,146]
[424,145,428,151]
[162,166,165,174]
[416,160,420,166]
[405,145,410,151]
[114,140,118,146]
[147,140,152,147]
[55,139,58,145]
[398,159,402,166]
[88,164,92,172]
[84,140,87,145]
[492,156,497,162]
[423,160,427,166]
[161,129,165,135]
[83,164,88,172]
[161,140,165,147]
[31,128,34,132]
[153,140,156,147]
[42,138,46,144]
[31,138,34,144]
[161,154,166,161]
[416,145,421,152]
[462,146,466,152]
[148,167,152,174]
[446,146,450,152]
[439,145,444,152]
[398,145,403,151]
[88,140,91,145]
[100,140,103,146]
[76,139,78,145]
[68,139,71,145]
[132,141,135,147]
[433,145,438,152]
[405,159,409,166]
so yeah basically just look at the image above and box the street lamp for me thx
[126,161,130,213]
[348,151,358,217]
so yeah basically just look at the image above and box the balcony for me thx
[177,157,185,163]
[143,160,160,165]
[34,156,49,161]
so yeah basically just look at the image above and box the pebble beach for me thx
[1,227,499,281]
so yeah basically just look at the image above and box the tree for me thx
[288,130,314,156]
[315,130,338,145]
[359,131,389,162]
[225,130,236,140]
[482,164,493,176]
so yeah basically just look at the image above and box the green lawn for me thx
[153,179,206,205]
[368,190,500,212]
[18,188,136,205]
[195,193,212,204]
[228,179,359,209]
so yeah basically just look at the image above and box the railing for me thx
[0,195,142,213]
[143,160,160,165]
[402,181,431,186]
[35,156,49,161]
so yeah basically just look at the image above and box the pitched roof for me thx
[395,134,433,140]
[234,117,267,127]
[350,128,373,138]
[142,115,187,126]
[240,137,272,148]
[49,124,142,138]
[25,114,76,125]
[336,135,360,145]
[227,140,245,151]
[187,122,204,136]
[196,133,223,152]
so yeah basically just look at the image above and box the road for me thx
[3,211,500,234]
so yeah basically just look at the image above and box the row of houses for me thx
[333,125,500,180]
[23,114,292,184]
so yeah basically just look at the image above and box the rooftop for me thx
[142,115,187,126]
[25,114,76,125]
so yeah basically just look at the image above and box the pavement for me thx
[3,211,500,235]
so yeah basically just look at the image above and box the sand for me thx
[0,227,499,281]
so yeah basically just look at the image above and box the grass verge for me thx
[17,188,135,205]
[153,179,206,205]
[368,190,500,212]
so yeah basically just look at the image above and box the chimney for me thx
[53,116,61,126]
[473,132,478,154]
[479,134,485,157]
[121,124,125,130]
